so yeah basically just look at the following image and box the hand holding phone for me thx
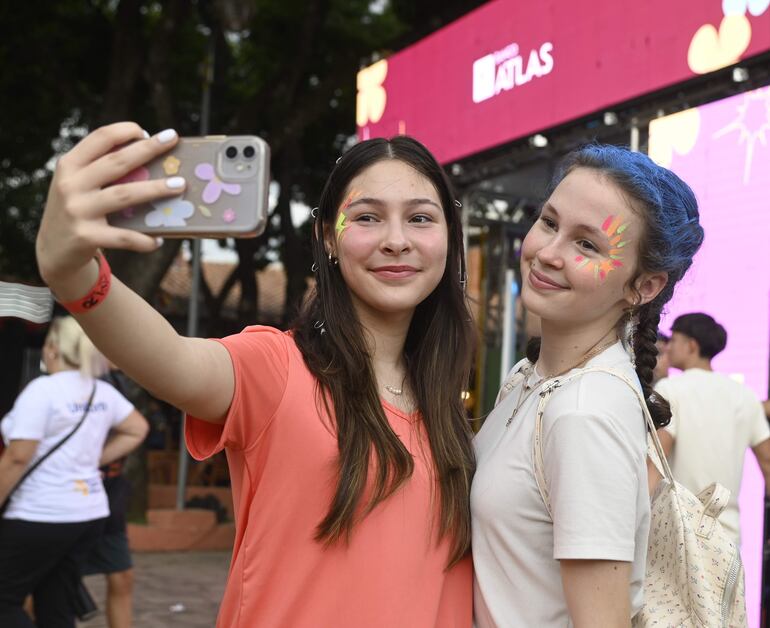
[107,135,270,238]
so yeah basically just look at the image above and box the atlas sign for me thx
[473,42,554,103]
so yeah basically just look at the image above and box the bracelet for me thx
[59,253,112,314]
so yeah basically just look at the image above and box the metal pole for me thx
[500,269,516,386]
[630,119,640,153]
[176,35,214,511]
[461,192,469,266]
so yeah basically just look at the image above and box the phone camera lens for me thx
[225,146,238,159]
[243,145,256,159]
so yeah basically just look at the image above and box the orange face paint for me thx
[575,214,630,281]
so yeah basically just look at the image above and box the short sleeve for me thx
[3,377,52,441]
[185,326,289,459]
[97,381,135,427]
[745,390,770,448]
[654,378,678,439]
[545,409,642,562]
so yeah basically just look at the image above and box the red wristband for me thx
[59,253,112,313]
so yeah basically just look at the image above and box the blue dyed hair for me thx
[532,144,705,428]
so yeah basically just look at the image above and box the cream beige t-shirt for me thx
[656,369,770,543]
[472,343,650,627]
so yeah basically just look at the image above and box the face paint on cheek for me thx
[335,211,348,240]
[335,189,361,242]
[574,214,630,282]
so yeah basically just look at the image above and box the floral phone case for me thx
[108,135,270,238]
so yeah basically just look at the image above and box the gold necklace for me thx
[505,336,618,428]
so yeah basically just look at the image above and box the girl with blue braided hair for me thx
[471,144,704,627]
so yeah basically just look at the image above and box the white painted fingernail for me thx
[166,177,185,189]
[155,237,164,247]
[156,129,177,143]
[142,130,150,139]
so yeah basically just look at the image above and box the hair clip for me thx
[311,207,319,218]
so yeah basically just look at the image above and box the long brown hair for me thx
[293,136,476,566]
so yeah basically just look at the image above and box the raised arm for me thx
[36,123,232,422]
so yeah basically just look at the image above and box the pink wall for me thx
[651,86,770,628]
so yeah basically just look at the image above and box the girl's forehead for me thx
[549,168,639,227]
[345,160,438,198]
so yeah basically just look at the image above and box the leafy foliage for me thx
[0,0,485,307]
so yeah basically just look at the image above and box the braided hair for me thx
[528,144,704,428]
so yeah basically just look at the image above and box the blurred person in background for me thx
[0,316,148,628]
[655,312,770,544]
[652,332,670,385]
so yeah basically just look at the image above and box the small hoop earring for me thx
[328,252,338,265]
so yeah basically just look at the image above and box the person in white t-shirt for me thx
[0,316,148,628]
[654,312,770,545]
[472,145,704,627]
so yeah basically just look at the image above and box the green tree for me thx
[0,0,486,515]
[1,0,485,309]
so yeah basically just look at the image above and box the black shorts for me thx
[81,529,133,575]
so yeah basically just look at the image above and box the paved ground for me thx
[77,551,230,628]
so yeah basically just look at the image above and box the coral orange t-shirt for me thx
[186,326,472,628]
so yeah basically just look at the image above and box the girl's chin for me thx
[520,288,555,312]
[520,291,575,323]
[352,297,420,319]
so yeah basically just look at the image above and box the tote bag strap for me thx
[1,382,97,513]
[532,366,674,519]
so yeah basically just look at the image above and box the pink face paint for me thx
[606,216,623,237]
[574,214,631,281]
[575,255,591,270]
[339,189,360,213]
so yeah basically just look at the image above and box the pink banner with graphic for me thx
[650,86,770,628]
[357,0,770,163]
